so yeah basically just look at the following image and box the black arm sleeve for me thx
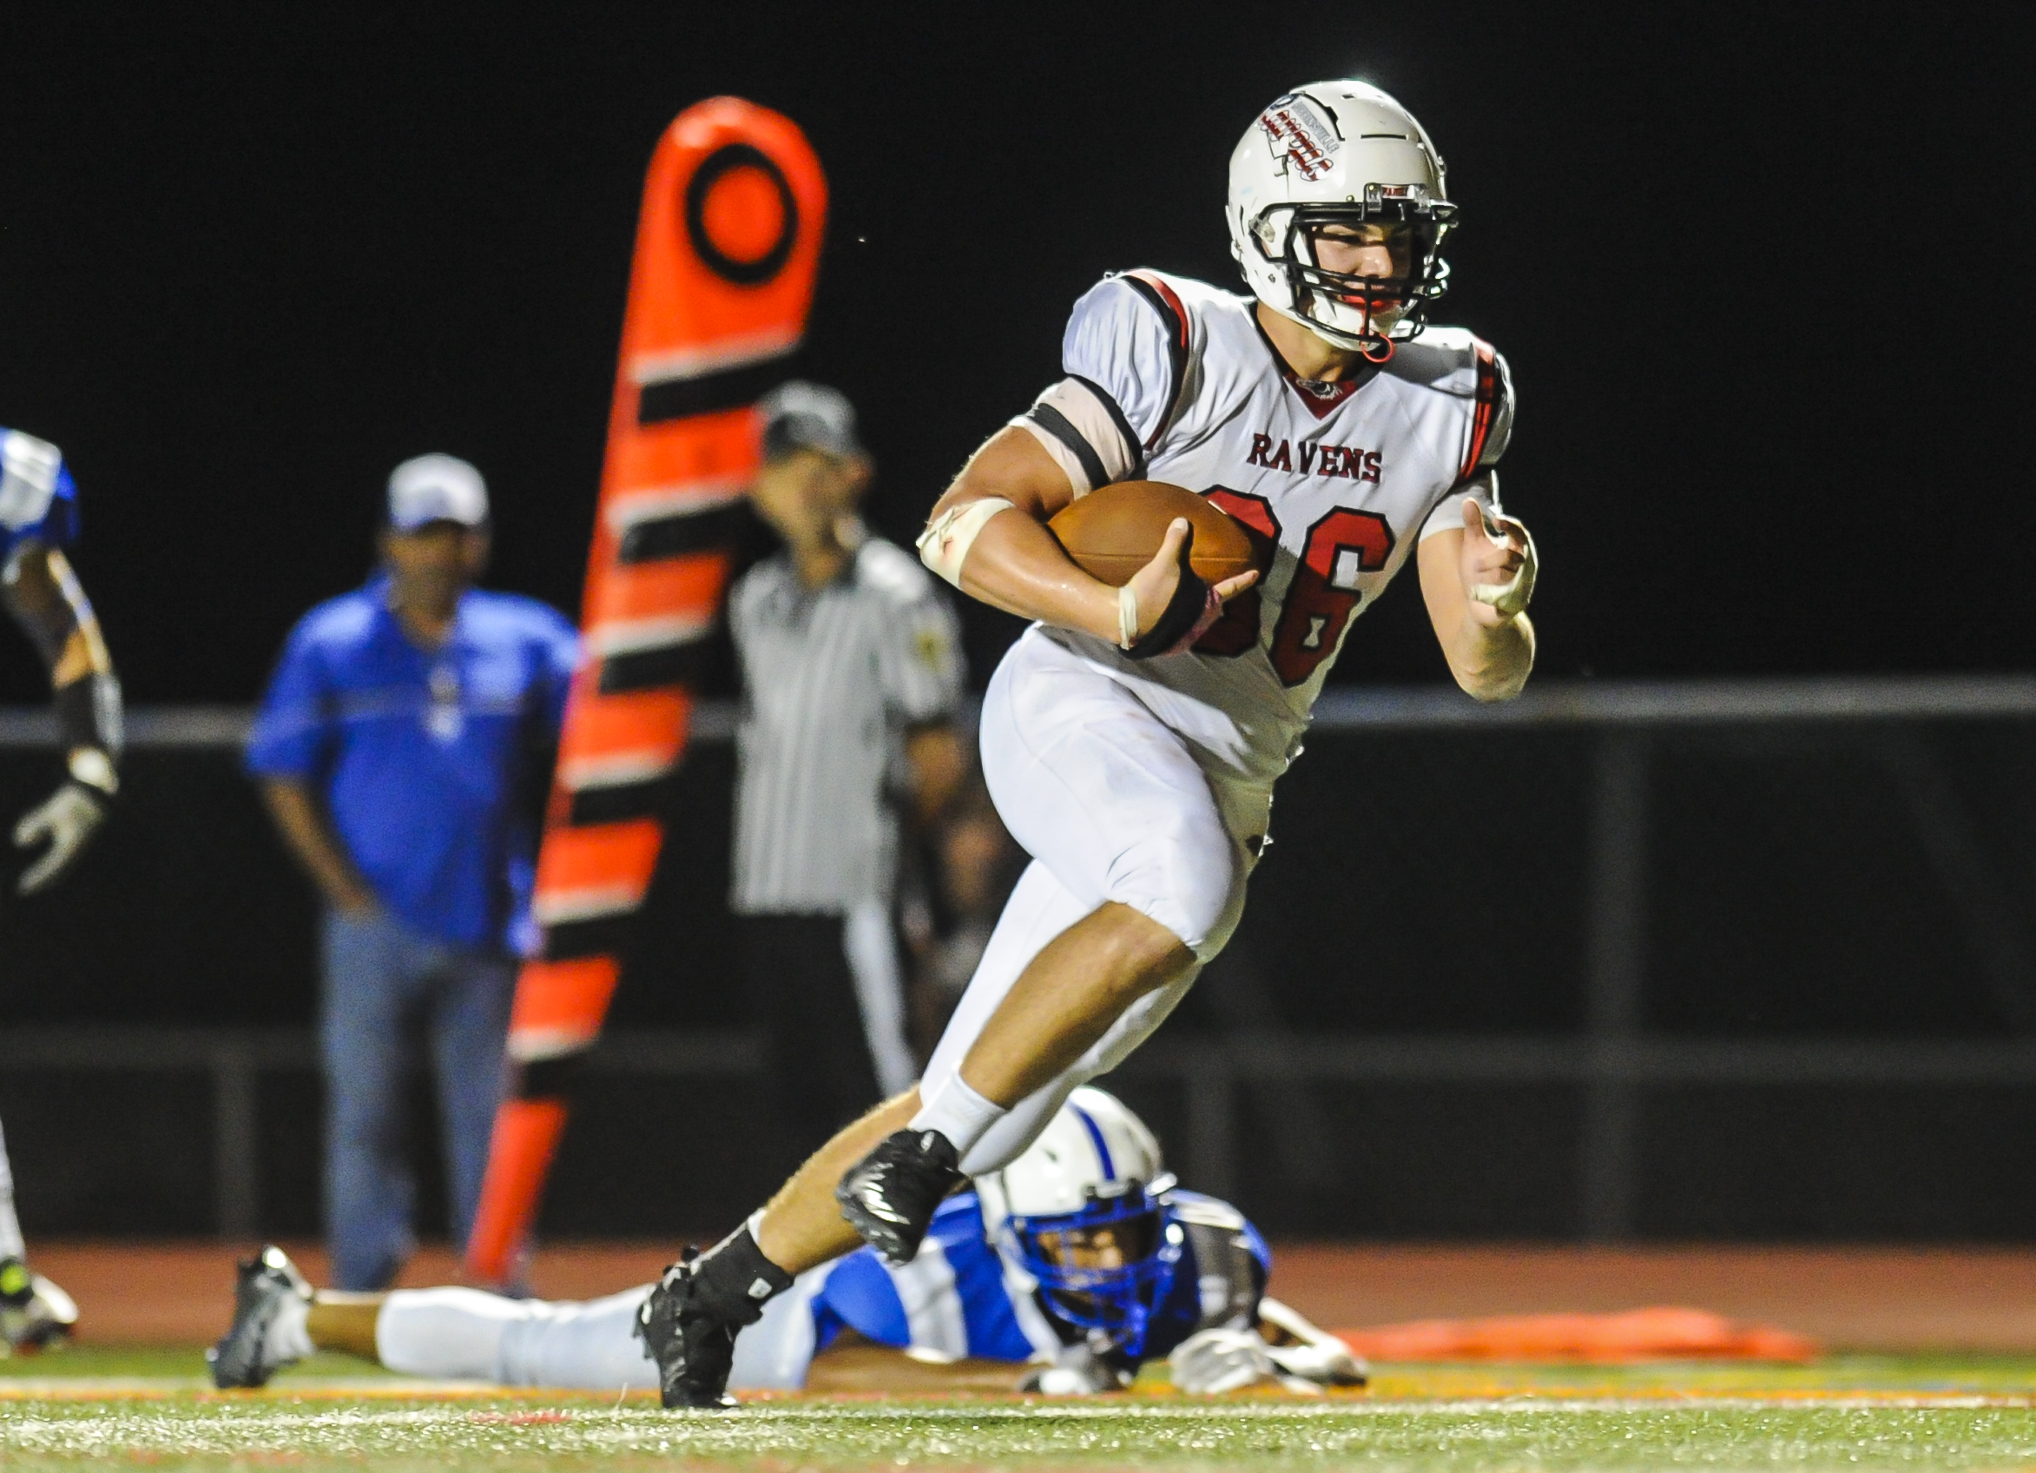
[54,671,123,761]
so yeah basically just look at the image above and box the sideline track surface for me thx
[35,1240,2036,1350]
[6,1356,2036,1472]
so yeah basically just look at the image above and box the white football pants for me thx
[927,629,1270,1176]
[0,1117,25,1261]
[373,1272,830,1391]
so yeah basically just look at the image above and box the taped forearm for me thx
[920,505,1120,641]
[917,498,1015,587]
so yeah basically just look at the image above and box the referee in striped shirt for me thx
[731,383,966,1146]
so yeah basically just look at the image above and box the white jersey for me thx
[1015,271,1512,787]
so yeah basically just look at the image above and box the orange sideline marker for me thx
[1337,1305,1820,1363]
[465,97,827,1286]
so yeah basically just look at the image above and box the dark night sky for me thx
[2,3,2029,703]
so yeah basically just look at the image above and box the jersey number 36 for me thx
[1195,488,1394,686]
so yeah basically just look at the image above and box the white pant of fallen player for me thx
[374,1268,843,1391]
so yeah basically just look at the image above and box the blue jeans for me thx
[320,907,513,1290]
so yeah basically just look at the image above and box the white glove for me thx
[1019,1344,1129,1396]
[1168,1328,1282,1394]
[14,781,110,894]
[1265,1338,1368,1387]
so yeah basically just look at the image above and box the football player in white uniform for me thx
[636,79,1537,1408]
[0,426,123,1351]
[208,1089,1362,1396]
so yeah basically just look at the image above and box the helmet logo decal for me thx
[1258,94,1341,182]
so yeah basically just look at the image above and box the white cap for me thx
[758,381,864,462]
[387,454,488,530]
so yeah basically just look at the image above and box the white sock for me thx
[267,1292,314,1364]
[909,1073,1008,1159]
[0,1118,27,1263]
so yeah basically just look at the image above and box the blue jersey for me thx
[728,1187,1270,1389]
[0,428,81,562]
[246,577,580,952]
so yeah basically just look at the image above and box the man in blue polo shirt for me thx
[247,454,578,1290]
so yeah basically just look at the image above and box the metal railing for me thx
[0,1027,764,1238]
[10,673,2036,747]
[6,674,2036,1239]
[6,1024,2036,1239]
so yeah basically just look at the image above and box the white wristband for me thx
[916,497,1015,589]
[68,747,119,797]
[1117,585,1140,649]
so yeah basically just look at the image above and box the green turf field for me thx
[4,1348,2035,1470]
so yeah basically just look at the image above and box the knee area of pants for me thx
[1110,846,1236,957]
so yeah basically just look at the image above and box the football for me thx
[1046,481,1261,588]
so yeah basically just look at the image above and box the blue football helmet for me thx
[977,1087,1182,1358]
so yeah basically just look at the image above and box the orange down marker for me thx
[464,97,827,1286]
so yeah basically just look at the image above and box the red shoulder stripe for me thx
[1459,337,1501,482]
[1121,270,1192,449]
[1125,269,1190,351]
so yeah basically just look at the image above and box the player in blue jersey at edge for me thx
[209,1088,1363,1395]
[0,427,125,1352]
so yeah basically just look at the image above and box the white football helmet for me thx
[1227,81,1456,359]
[976,1087,1180,1355]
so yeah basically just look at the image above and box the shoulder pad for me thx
[1065,271,1237,457]
[1110,269,1236,314]
[925,1191,988,1251]
[1380,329,1512,475]
[934,1189,983,1222]
[0,428,68,534]
[1165,1192,1264,1332]
[1164,1189,1249,1232]
[1377,326,1479,390]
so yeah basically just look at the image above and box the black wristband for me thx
[1125,564,1210,659]
[54,672,124,761]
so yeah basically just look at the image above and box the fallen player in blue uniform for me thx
[210,1088,1363,1395]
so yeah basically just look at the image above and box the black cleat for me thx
[835,1128,965,1265]
[634,1249,740,1410]
[207,1246,312,1389]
